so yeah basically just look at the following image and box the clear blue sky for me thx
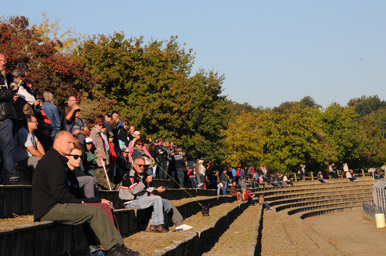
[4,1,386,108]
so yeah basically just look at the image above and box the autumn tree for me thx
[222,111,265,167]
[0,16,96,105]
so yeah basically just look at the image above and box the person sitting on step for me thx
[119,156,192,232]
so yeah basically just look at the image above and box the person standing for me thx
[90,117,112,189]
[0,52,20,184]
[219,168,229,195]
[298,164,306,181]
[42,91,61,140]
[343,163,349,179]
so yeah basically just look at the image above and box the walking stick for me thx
[101,158,112,190]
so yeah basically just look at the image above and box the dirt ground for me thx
[202,203,261,256]
[304,209,386,256]
[122,201,245,256]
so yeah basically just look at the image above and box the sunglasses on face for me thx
[136,144,143,146]
[136,164,145,167]
[69,154,83,160]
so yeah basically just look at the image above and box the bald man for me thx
[32,131,138,255]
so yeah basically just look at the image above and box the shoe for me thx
[89,245,105,256]
[89,250,106,256]
[122,245,140,256]
[8,176,21,185]
[107,244,139,256]
[149,224,168,233]
[176,224,193,231]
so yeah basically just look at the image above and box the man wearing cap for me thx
[104,112,113,135]
[117,146,131,176]
[90,117,113,189]
[119,156,192,232]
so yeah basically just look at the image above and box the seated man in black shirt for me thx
[32,131,138,256]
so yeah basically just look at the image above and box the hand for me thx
[101,199,111,206]
[146,175,153,183]
[12,95,19,103]
[156,186,166,193]
[96,153,103,158]
[73,129,80,135]
[81,201,85,204]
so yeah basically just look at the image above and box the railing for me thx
[362,201,386,221]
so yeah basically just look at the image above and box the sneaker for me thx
[176,224,193,231]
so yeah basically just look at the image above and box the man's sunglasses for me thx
[136,164,145,167]
[137,144,143,146]
[69,154,83,160]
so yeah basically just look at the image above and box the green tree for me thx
[76,33,230,161]
[348,95,386,117]
[261,104,325,172]
[319,104,369,168]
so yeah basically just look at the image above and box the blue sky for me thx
[4,1,386,108]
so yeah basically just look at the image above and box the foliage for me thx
[348,95,386,117]
[222,111,265,167]
[75,33,231,161]
[33,12,84,53]
[2,15,386,170]
[319,104,369,168]
[229,101,264,115]
[0,16,96,105]
[261,104,325,172]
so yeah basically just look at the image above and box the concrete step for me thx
[275,196,372,212]
[202,203,262,256]
[0,196,232,256]
[269,193,372,207]
[0,184,218,218]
